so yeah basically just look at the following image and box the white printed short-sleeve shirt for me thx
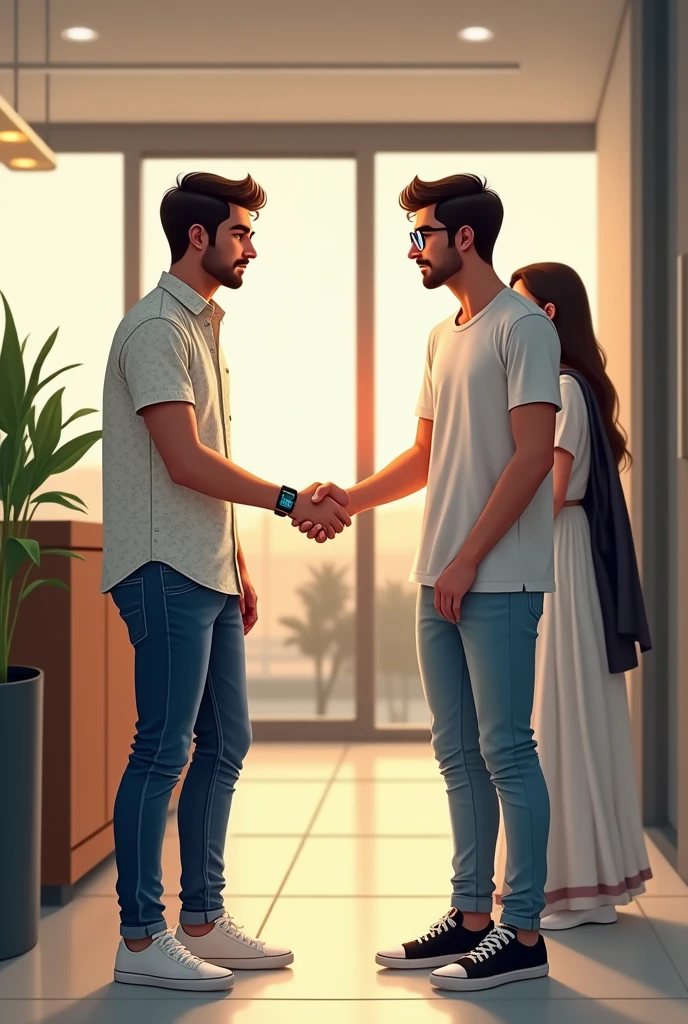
[101,272,240,595]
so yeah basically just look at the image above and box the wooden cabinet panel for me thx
[10,547,72,887]
[9,523,145,896]
[69,550,107,848]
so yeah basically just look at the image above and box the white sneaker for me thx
[176,913,294,970]
[114,929,235,991]
[540,906,617,931]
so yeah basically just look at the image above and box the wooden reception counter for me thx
[10,522,137,905]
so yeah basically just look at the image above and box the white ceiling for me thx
[0,0,627,123]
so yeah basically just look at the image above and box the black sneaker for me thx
[375,908,494,970]
[430,924,549,991]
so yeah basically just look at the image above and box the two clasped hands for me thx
[288,481,352,543]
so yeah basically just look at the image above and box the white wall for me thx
[596,5,649,803]
[597,7,633,503]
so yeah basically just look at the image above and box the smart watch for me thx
[274,485,298,517]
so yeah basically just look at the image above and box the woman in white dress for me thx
[493,262,652,931]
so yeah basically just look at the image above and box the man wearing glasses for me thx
[302,173,561,991]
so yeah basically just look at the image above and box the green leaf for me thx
[9,459,38,512]
[62,408,97,430]
[20,578,70,602]
[20,328,59,416]
[34,362,82,397]
[0,293,26,433]
[32,387,65,464]
[30,492,87,513]
[46,430,102,476]
[31,490,87,509]
[14,427,100,505]
[21,334,29,356]
[27,406,37,451]
[51,491,87,507]
[40,548,85,562]
[5,536,40,581]
[0,434,17,493]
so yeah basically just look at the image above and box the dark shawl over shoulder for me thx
[560,369,652,674]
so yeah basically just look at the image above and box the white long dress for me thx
[494,374,651,913]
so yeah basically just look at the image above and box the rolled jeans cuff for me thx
[500,912,542,931]
[179,907,226,926]
[450,895,494,915]
[120,919,167,939]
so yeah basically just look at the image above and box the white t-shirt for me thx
[410,287,562,592]
[555,374,591,500]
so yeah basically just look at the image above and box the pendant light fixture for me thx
[0,0,57,171]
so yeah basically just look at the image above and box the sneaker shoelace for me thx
[217,914,264,951]
[416,910,457,944]
[465,925,516,963]
[155,929,203,969]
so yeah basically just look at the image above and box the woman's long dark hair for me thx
[510,262,631,471]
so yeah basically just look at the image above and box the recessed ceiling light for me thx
[458,26,494,43]
[10,157,39,170]
[61,26,99,42]
[0,130,27,143]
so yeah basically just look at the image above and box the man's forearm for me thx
[458,451,554,566]
[174,444,282,510]
[348,445,429,515]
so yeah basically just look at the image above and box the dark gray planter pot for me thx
[0,667,43,960]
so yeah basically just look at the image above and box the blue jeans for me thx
[110,561,251,939]
[416,585,550,931]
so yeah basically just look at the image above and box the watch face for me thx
[278,489,297,512]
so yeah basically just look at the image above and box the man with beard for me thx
[102,172,350,992]
[302,174,561,991]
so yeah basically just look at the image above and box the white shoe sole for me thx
[114,969,235,991]
[430,963,549,992]
[205,951,294,970]
[376,951,471,970]
[540,910,617,931]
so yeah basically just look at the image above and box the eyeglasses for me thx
[409,226,449,251]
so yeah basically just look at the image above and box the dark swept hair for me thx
[399,173,504,265]
[160,171,267,263]
[510,262,631,471]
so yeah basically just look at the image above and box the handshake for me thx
[288,481,353,544]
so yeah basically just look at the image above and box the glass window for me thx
[143,158,357,719]
[0,154,125,521]
[374,152,598,726]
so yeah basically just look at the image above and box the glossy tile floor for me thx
[1,742,687,1023]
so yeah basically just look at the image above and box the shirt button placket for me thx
[204,316,215,353]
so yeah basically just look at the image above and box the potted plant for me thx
[0,293,101,960]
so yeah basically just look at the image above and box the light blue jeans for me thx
[110,562,251,939]
[416,585,550,931]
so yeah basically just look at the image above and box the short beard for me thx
[419,248,463,290]
[202,247,247,290]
